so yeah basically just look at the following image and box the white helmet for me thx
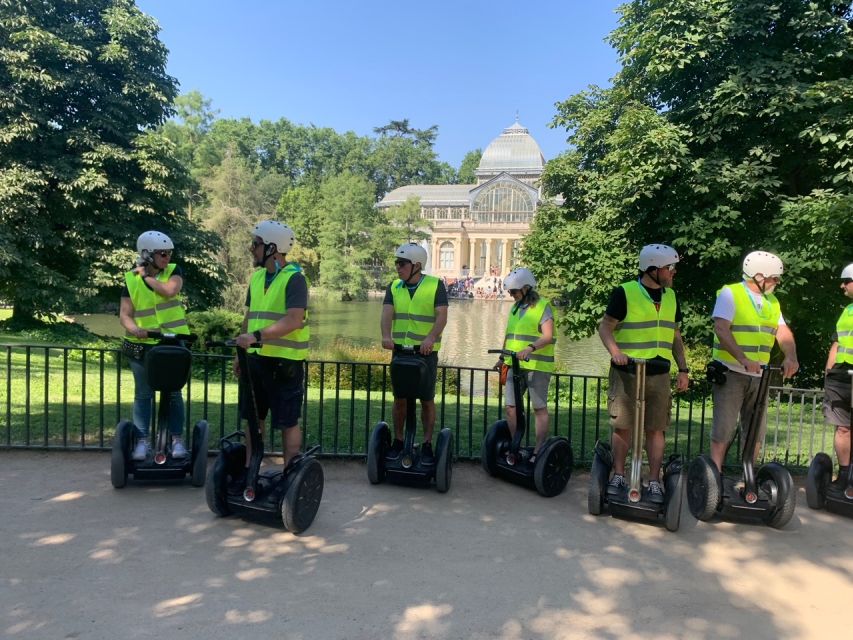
[137,230,173,256]
[395,242,428,268]
[504,267,537,290]
[841,264,853,279]
[639,244,679,271]
[253,220,294,253]
[743,251,783,279]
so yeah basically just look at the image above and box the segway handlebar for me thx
[142,331,197,344]
[488,348,531,362]
[206,339,262,349]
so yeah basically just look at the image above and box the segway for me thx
[367,345,453,492]
[205,340,324,533]
[687,365,796,529]
[481,349,573,497]
[588,359,685,531]
[806,370,853,517]
[111,332,208,488]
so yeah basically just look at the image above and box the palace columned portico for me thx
[378,120,552,279]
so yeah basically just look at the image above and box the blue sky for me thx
[136,1,624,168]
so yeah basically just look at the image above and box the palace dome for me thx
[477,121,545,173]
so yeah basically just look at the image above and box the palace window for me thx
[471,182,534,223]
[439,241,455,270]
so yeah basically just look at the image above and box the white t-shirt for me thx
[712,283,785,376]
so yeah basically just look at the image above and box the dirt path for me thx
[1,451,850,639]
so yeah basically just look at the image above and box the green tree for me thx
[277,184,321,281]
[370,119,455,197]
[0,0,224,320]
[457,148,482,184]
[316,172,378,300]
[534,0,853,382]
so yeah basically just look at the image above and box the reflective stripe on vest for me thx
[836,304,853,365]
[246,264,310,360]
[614,280,677,361]
[391,275,442,351]
[124,264,189,344]
[712,282,781,366]
[503,299,555,373]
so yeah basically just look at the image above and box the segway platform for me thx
[367,346,453,492]
[111,333,208,488]
[481,349,573,497]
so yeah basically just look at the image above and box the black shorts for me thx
[823,367,853,427]
[239,355,304,430]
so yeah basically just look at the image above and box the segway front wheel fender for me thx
[534,437,573,498]
[435,428,453,493]
[588,444,611,516]
[110,420,133,489]
[281,458,325,534]
[190,420,209,487]
[806,452,832,510]
[664,462,685,532]
[481,420,510,476]
[367,422,390,485]
[206,451,232,517]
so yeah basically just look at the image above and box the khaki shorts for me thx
[607,367,671,432]
[711,369,767,444]
[505,370,551,410]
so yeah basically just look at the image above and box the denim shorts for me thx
[240,355,304,430]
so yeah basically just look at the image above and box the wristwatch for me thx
[678,368,689,373]
[253,330,262,342]
[528,343,537,352]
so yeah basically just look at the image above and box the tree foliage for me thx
[457,148,482,184]
[0,0,224,320]
[531,0,853,382]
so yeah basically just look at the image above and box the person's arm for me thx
[381,304,395,350]
[672,327,689,392]
[133,266,182,298]
[775,323,799,379]
[599,315,628,366]
[517,316,554,363]
[826,341,839,371]
[713,317,761,374]
[119,297,146,339]
[420,305,447,355]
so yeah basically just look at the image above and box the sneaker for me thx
[171,438,188,459]
[647,479,665,504]
[607,474,626,496]
[132,438,149,461]
[420,441,435,465]
[386,439,404,460]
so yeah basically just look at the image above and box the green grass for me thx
[0,342,836,469]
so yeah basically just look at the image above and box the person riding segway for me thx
[592,244,690,520]
[687,251,798,528]
[368,243,452,491]
[807,263,853,517]
[112,232,208,487]
[205,220,323,532]
[481,268,573,497]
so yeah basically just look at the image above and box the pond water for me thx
[73,298,609,375]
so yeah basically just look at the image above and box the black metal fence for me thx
[0,344,833,470]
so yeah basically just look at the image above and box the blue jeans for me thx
[128,356,185,437]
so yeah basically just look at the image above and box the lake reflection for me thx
[74,298,609,375]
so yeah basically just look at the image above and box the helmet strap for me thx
[404,264,422,285]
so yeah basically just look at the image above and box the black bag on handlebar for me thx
[121,339,147,361]
[706,360,728,385]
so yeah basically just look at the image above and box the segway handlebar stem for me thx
[628,359,647,502]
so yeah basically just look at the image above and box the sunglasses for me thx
[843,278,853,285]
[394,259,412,268]
[663,264,677,272]
[251,240,265,249]
[508,288,521,295]
[154,250,172,258]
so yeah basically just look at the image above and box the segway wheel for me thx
[664,459,685,532]
[805,452,832,510]
[758,462,796,529]
[281,458,325,534]
[687,455,720,521]
[534,437,573,498]
[588,443,612,515]
[435,428,453,493]
[481,420,510,476]
[110,420,133,489]
[367,422,390,484]
[206,451,232,516]
[190,420,209,487]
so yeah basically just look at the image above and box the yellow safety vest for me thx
[614,280,677,361]
[835,304,853,365]
[124,264,189,344]
[713,282,780,366]
[503,299,555,373]
[246,264,310,361]
[391,275,442,351]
